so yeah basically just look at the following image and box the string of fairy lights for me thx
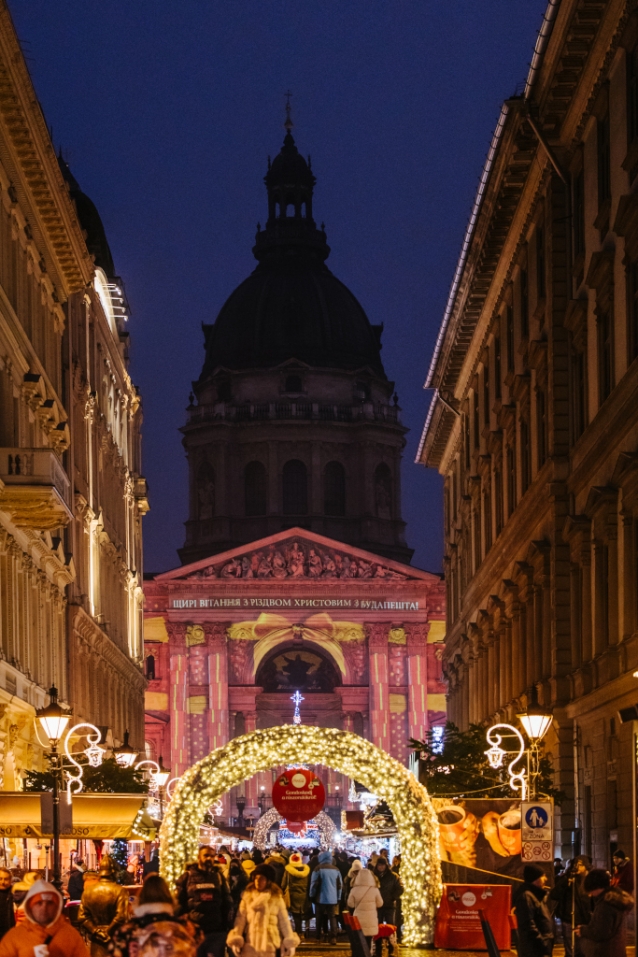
[159,725,442,946]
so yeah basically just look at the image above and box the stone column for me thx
[367,624,390,752]
[405,624,429,742]
[167,623,189,776]
[621,512,635,640]
[245,710,259,812]
[205,624,229,752]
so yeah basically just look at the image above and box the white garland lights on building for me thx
[252,806,336,850]
[159,725,441,945]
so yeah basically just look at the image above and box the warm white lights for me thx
[485,723,528,799]
[159,725,442,946]
[36,687,71,744]
[113,729,139,768]
[153,757,171,788]
[64,722,104,802]
[517,706,554,743]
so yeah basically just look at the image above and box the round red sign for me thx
[272,768,326,823]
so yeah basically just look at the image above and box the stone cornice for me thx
[0,2,93,296]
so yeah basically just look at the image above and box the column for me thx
[367,623,391,753]
[405,624,428,742]
[621,512,635,640]
[167,623,189,776]
[205,623,229,752]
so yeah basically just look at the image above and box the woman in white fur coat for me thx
[227,865,299,957]
[347,868,383,947]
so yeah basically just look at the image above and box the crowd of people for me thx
[0,844,402,957]
[513,851,635,957]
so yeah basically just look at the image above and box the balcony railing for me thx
[187,401,399,425]
[0,447,72,530]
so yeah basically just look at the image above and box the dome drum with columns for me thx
[181,125,411,564]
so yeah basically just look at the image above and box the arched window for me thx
[374,463,392,519]
[197,462,215,519]
[245,461,267,516]
[283,459,308,515]
[284,374,303,393]
[145,654,156,680]
[324,461,346,516]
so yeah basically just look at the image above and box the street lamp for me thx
[485,694,554,800]
[517,701,554,743]
[113,729,139,768]
[35,687,71,890]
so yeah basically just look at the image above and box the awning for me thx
[0,792,147,840]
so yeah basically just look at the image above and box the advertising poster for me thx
[433,798,524,880]
[434,883,512,950]
[272,768,325,822]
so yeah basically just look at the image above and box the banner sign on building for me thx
[433,798,523,879]
[272,768,325,822]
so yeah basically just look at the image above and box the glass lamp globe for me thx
[36,687,71,744]
[154,756,171,788]
[517,704,553,742]
[113,730,139,768]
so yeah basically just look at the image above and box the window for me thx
[569,337,587,442]
[494,468,503,535]
[145,655,156,680]
[494,336,501,399]
[282,460,308,515]
[628,46,638,146]
[597,111,611,208]
[506,444,516,517]
[483,363,490,427]
[573,169,585,258]
[374,463,392,519]
[536,225,545,301]
[520,419,531,493]
[324,461,346,516]
[520,268,529,338]
[473,390,480,448]
[536,389,547,468]
[284,374,303,393]
[245,461,267,516]
[216,377,232,402]
[484,487,492,552]
[597,310,613,402]
[506,304,514,372]
[463,413,471,470]
[197,463,215,519]
[627,258,638,361]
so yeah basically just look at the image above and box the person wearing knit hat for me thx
[241,860,256,879]
[282,854,310,937]
[576,869,634,957]
[611,851,634,895]
[0,879,89,956]
[513,864,554,957]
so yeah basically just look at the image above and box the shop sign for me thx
[272,768,325,822]
[434,884,511,950]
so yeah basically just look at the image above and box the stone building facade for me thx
[0,0,146,789]
[420,0,638,864]
[144,529,445,822]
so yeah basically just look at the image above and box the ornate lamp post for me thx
[35,687,71,889]
[484,696,554,800]
[113,730,139,768]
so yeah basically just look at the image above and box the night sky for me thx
[10,1,548,575]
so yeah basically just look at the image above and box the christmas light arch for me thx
[159,725,442,945]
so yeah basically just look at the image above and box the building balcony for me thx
[0,448,72,530]
[186,401,400,426]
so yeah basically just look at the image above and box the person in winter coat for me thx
[0,867,16,940]
[342,860,362,909]
[373,859,402,926]
[514,864,554,957]
[550,856,592,957]
[347,868,383,949]
[0,870,15,942]
[309,852,342,944]
[281,854,310,937]
[227,864,299,957]
[264,854,286,888]
[67,860,86,902]
[176,847,234,957]
[109,874,199,957]
[0,879,89,957]
[576,868,634,957]
[229,861,249,912]
[611,852,634,894]
[242,861,257,882]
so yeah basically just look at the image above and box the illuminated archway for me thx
[159,725,442,945]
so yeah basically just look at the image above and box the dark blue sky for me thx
[11,0,547,574]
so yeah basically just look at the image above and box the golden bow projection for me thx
[227,612,365,675]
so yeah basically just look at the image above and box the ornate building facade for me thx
[145,124,445,819]
[145,529,445,821]
[420,0,638,863]
[0,0,146,790]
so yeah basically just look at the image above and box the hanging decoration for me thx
[159,724,441,946]
[252,806,336,850]
[272,767,325,822]
[291,690,304,725]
